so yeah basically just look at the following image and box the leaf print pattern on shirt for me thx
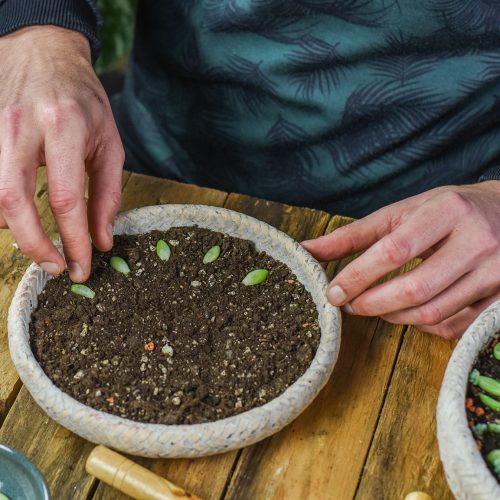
[121,0,500,217]
[428,0,500,33]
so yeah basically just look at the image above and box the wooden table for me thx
[0,170,455,500]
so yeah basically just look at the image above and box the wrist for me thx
[0,25,91,64]
[476,180,500,193]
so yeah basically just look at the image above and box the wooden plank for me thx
[120,173,227,210]
[93,175,235,500]
[223,193,330,242]
[0,386,97,499]
[0,170,132,423]
[355,327,455,500]
[224,215,414,500]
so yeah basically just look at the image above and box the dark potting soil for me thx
[30,227,321,425]
[466,334,500,481]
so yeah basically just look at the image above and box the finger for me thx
[87,137,124,251]
[380,267,500,325]
[301,206,396,261]
[326,196,458,306]
[345,234,481,316]
[44,113,91,282]
[0,212,6,228]
[0,141,64,274]
[416,293,500,340]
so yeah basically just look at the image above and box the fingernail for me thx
[328,285,347,305]
[68,261,84,282]
[40,262,61,276]
[343,303,354,314]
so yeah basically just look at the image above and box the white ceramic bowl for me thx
[8,204,341,458]
[437,300,500,499]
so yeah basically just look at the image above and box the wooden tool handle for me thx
[404,492,432,500]
[86,445,201,500]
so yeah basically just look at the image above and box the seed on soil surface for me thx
[479,393,500,412]
[242,269,269,286]
[470,369,500,397]
[171,396,181,405]
[477,422,500,435]
[156,240,171,261]
[203,245,221,264]
[73,370,84,380]
[110,256,131,274]
[495,343,500,361]
[487,449,500,474]
[70,284,95,299]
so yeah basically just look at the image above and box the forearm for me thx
[0,0,101,61]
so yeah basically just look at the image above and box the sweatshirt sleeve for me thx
[0,0,101,62]
[478,166,500,182]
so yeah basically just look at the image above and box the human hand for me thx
[0,26,124,282]
[302,181,500,339]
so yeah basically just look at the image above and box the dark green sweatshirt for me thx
[2,0,500,216]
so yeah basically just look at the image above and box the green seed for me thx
[470,369,500,397]
[203,245,221,264]
[494,343,500,361]
[487,449,500,475]
[0,493,10,500]
[473,422,500,436]
[479,393,500,412]
[242,269,269,286]
[110,256,131,274]
[70,284,95,299]
[488,422,500,433]
[473,423,488,436]
[156,240,171,261]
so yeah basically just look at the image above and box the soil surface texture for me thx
[30,227,320,425]
[466,335,500,481]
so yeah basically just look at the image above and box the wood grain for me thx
[0,387,97,499]
[120,173,227,211]
[223,215,415,500]
[224,193,330,242]
[0,171,54,421]
[355,327,454,500]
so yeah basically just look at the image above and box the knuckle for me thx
[401,277,432,305]
[49,189,79,215]
[435,322,461,340]
[1,104,23,125]
[442,191,473,216]
[380,235,411,266]
[109,190,122,211]
[417,303,443,326]
[19,241,39,256]
[42,100,84,128]
[476,227,500,255]
[61,233,83,251]
[343,265,370,289]
[0,187,24,212]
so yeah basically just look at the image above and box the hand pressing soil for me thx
[30,227,320,425]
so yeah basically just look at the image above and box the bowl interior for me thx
[0,445,50,500]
